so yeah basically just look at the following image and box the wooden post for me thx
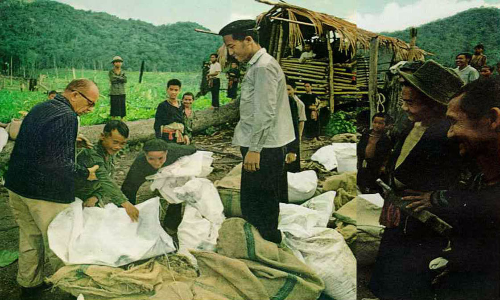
[139,60,145,83]
[276,23,284,64]
[72,67,76,79]
[326,31,335,113]
[268,22,277,55]
[369,37,379,124]
[10,56,13,85]
[53,56,58,79]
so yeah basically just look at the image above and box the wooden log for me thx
[268,22,277,55]
[281,67,327,76]
[326,31,335,113]
[286,75,327,84]
[334,91,369,95]
[281,58,329,66]
[283,70,326,79]
[0,101,240,167]
[369,37,380,122]
[276,23,284,64]
[281,62,327,69]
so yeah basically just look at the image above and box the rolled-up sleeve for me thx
[249,65,279,152]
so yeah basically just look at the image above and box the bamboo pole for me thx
[72,67,76,79]
[10,56,13,85]
[334,91,368,95]
[194,28,219,35]
[287,75,327,84]
[270,16,315,27]
[276,23,284,64]
[281,58,329,66]
[369,37,380,123]
[326,31,335,113]
[282,67,327,76]
[283,70,326,79]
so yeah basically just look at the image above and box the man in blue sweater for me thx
[5,79,100,295]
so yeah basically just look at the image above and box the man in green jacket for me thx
[75,120,139,221]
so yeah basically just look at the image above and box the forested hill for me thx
[0,0,222,73]
[382,7,500,67]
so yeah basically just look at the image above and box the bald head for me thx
[63,79,99,116]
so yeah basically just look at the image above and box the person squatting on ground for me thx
[357,112,393,194]
[121,139,196,235]
[74,120,140,222]
[220,19,295,244]
[109,56,127,120]
[369,60,464,300]
[4,79,100,294]
[154,79,191,145]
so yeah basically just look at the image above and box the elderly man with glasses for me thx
[4,78,100,297]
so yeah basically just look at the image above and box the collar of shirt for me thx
[54,94,76,113]
[247,48,267,66]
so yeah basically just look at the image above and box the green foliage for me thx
[0,0,222,74]
[0,69,232,125]
[0,250,18,267]
[382,7,500,67]
[325,111,356,136]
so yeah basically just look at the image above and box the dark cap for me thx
[143,139,169,152]
[219,19,257,36]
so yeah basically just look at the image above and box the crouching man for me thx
[121,139,196,235]
[75,120,139,222]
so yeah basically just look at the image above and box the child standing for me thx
[154,79,190,145]
[227,62,240,101]
[182,92,195,144]
[109,56,127,120]
[357,113,393,193]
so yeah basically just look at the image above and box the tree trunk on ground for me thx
[0,100,239,167]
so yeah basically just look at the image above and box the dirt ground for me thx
[0,129,368,300]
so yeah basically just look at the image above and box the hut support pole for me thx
[369,37,379,124]
[268,22,277,55]
[326,31,335,113]
[276,23,284,63]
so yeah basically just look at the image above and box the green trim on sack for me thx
[243,222,256,260]
[271,274,298,300]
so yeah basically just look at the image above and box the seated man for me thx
[299,42,316,63]
[75,120,139,221]
[121,139,196,234]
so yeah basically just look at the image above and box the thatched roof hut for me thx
[255,0,430,61]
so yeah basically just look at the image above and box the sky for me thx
[55,0,500,33]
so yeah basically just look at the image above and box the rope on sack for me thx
[377,93,386,113]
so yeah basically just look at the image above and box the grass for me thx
[0,69,233,125]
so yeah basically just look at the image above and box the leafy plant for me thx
[325,111,356,136]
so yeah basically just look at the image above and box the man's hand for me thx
[285,153,297,164]
[244,151,260,172]
[121,201,139,222]
[404,189,432,212]
[87,165,99,181]
[77,134,93,149]
[183,135,190,145]
[83,196,99,207]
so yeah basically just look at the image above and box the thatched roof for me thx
[255,0,430,61]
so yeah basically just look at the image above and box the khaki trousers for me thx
[7,190,69,287]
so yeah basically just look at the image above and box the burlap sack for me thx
[218,188,242,217]
[5,118,22,140]
[323,172,357,210]
[192,218,325,300]
[47,255,197,300]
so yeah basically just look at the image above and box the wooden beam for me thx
[368,37,379,123]
[276,23,284,64]
[326,32,335,113]
[194,28,219,35]
[270,16,315,27]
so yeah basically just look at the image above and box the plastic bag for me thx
[287,170,318,203]
[48,197,176,267]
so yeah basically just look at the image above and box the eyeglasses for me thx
[72,90,95,107]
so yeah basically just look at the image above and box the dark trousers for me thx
[305,118,320,138]
[162,203,183,233]
[240,146,286,244]
[211,78,220,107]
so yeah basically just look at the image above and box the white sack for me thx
[0,127,8,152]
[287,170,317,203]
[310,145,338,171]
[148,151,214,204]
[48,197,175,267]
[300,191,336,227]
[331,143,357,173]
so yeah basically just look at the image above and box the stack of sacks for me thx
[216,164,320,214]
[279,191,357,300]
[335,193,385,266]
[323,172,358,210]
[148,151,225,266]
